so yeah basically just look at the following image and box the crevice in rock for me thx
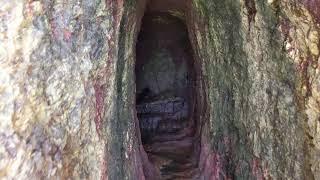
[135,9,201,179]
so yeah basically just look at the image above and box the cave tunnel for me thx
[135,3,201,179]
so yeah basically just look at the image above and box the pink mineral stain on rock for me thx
[279,18,292,41]
[199,135,227,180]
[244,0,257,31]
[210,153,226,180]
[25,2,34,17]
[63,29,72,42]
[302,0,320,24]
[94,82,104,136]
[50,20,59,39]
[251,157,270,180]
[139,145,160,179]
[101,152,108,180]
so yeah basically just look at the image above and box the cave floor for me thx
[137,98,199,179]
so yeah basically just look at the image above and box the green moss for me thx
[191,0,303,178]
[124,0,137,10]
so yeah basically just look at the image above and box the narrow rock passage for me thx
[136,12,199,179]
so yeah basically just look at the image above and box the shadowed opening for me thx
[135,12,200,179]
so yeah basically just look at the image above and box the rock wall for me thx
[0,0,124,179]
[188,0,319,179]
[0,0,319,179]
[189,0,301,179]
[189,0,320,179]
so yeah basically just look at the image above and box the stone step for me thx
[161,161,195,173]
[138,110,188,123]
[156,118,189,133]
[151,127,194,143]
[140,116,189,132]
[144,137,194,162]
[137,97,188,115]
[161,167,199,180]
[139,117,188,132]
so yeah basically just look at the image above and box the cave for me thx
[2,0,319,179]
[135,10,200,179]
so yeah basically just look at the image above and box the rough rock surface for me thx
[0,0,319,179]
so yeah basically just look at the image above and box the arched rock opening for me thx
[2,0,319,179]
[134,3,202,180]
[105,0,310,179]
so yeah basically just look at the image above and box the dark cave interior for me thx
[135,10,200,179]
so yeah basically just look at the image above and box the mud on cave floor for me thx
[135,12,200,179]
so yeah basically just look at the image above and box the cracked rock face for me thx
[0,0,319,179]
